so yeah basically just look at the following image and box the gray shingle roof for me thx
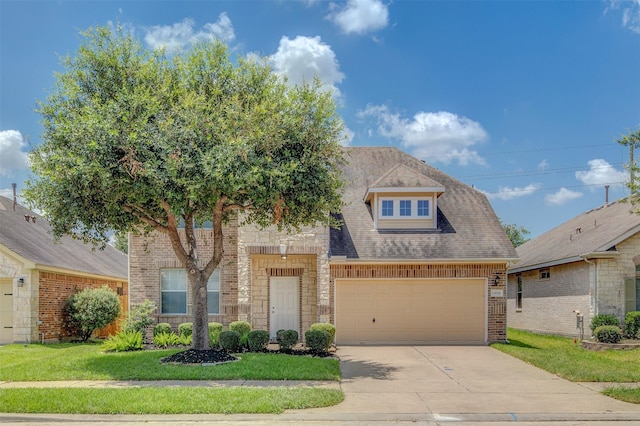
[0,195,127,279]
[368,163,444,190]
[512,199,640,272]
[330,147,518,261]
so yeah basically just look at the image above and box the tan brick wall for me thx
[330,263,508,343]
[38,271,127,342]
[129,219,239,331]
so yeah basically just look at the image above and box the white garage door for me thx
[336,279,486,345]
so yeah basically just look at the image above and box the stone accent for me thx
[330,262,508,343]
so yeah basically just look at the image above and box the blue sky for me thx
[1,0,639,238]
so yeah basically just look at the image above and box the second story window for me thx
[381,200,394,216]
[399,200,411,216]
[417,200,430,217]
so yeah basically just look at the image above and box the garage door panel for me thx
[336,279,486,345]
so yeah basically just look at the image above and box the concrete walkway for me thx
[1,346,640,425]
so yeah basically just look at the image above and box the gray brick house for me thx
[507,199,640,337]
[130,147,517,345]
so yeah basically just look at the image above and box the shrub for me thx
[247,330,270,352]
[594,325,622,343]
[153,332,181,348]
[208,322,223,348]
[153,323,172,336]
[121,300,156,334]
[305,329,331,352]
[276,329,298,350]
[178,333,192,346]
[65,286,121,341]
[178,322,193,337]
[590,314,620,333]
[625,311,640,339]
[101,330,143,352]
[310,323,336,345]
[229,321,251,336]
[219,330,241,352]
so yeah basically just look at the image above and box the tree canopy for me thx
[26,26,345,349]
[501,221,530,248]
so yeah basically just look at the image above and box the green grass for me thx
[0,343,340,381]
[0,387,344,414]
[0,343,343,414]
[603,387,640,404]
[492,329,640,382]
[492,328,640,404]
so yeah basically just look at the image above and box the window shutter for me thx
[624,278,636,313]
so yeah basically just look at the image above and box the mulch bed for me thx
[159,346,336,364]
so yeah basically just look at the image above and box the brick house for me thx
[507,199,640,337]
[130,147,517,345]
[0,195,128,344]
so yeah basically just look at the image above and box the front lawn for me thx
[0,343,343,414]
[0,343,340,381]
[492,328,640,404]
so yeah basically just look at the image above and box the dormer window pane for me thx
[417,200,430,216]
[381,200,394,216]
[400,200,411,216]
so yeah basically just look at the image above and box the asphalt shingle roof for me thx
[512,199,640,272]
[330,147,518,261]
[0,195,127,279]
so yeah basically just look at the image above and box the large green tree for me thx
[26,26,345,350]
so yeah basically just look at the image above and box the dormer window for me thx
[364,163,445,231]
[378,198,433,220]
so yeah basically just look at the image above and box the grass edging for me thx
[0,387,344,414]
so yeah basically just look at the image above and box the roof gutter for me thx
[509,251,620,274]
[329,257,519,265]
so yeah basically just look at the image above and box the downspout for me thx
[583,257,597,320]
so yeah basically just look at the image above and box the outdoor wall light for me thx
[17,277,25,287]
[280,244,287,260]
[492,274,500,286]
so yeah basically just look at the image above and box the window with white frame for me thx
[539,268,550,280]
[516,275,523,310]
[160,269,221,314]
[378,197,432,219]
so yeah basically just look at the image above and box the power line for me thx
[461,163,626,181]
[481,143,615,156]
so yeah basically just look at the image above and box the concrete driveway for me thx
[302,345,640,423]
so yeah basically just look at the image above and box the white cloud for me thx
[545,188,583,205]
[0,130,29,176]
[144,14,235,52]
[340,126,355,146]
[607,0,640,34]
[328,0,389,35]
[482,184,541,201]
[575,159,627,190]
[270,35,345,97]
[358,105,488,165]
[537,160,549,171]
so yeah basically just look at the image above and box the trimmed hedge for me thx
[276,329,298,350]
[219,330,241,352]
[594,325,623,343]
[208,322,224,348]
[625,311,640,339]
[590,314,619,332]
[305,329,331,352]
[178,322,193,337]
[153,323,172,336]
[310,323,335,345]
[247,330,270,352]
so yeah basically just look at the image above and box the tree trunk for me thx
[190,271,210,350]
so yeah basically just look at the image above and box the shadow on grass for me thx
[505,339,538,349]
[339,358,398,380]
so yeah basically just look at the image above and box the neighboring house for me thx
[129,147,517,345]
[507,199,640,337]
[0,195,128,344]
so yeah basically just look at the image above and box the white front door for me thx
[0,280,13,344]
[270,277,299,338]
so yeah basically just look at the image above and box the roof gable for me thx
[0,195,127,279]
[330,147,518,261]
[364,163,445,202]
[512,199,640,272]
